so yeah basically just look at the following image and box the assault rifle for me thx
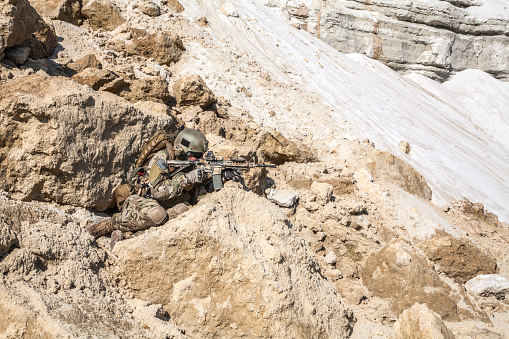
[167,151,276,190]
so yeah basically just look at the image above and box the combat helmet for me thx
[174,128,209,158]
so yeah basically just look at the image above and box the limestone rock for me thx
[125,28,184,66]
[465,275,509,300]
[310,181,333,205]
[0,0,58,59]
[278,0,509,80]
[28,0,83,25]
[114,186,354,338]
[362,239,487,321]
[119,76,171,104]
[82,0,125,31]
[138,1,160,17]
[0,196,186,338]
[173,74,216,108]
[164,0,184,13]
[0,74,173,210]
[71,67,117,90]
[267,188,299,208]
[394,303,455,339]
[67,54,102,74]
[365,150,432,201]
[3,46,30,66]
[0,220,18,257]
[421,232,498,284]
[255,129,316,165]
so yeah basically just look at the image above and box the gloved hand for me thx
[185,169,204,184]
[222,169,241,182]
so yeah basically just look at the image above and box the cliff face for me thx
[272,0,509,81]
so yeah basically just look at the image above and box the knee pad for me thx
[148,205,168,226]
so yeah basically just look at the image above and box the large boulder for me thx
[0,196,186,338]
[124,28,185,66]
[0,0,58,60]
[364,150,432,201]
[173,74,216,108]
[0,74,174,210]
[421,232,498,284]
[394,303,455,339]
[361,239,487,321]
[81,0,125,31]
[114,185,354,338]
[28,0,83,25]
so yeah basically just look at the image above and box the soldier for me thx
[87,128,225,249]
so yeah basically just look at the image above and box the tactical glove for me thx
[222,169,241,182]
[185,169,204,184]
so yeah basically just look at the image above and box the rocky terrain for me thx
[275,0,509,81]
[1,0,509,338]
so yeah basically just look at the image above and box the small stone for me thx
[465,274,509,300]
[310,182,333,205]
[267,189,299,208]
[398,141,411,154]
[324,251,338,265]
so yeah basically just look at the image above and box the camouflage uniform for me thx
[110,149,196,233]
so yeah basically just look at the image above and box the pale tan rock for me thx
[138,1,160,17]
[82,0,125,31]
[0,195,186,338]
[362,239,488,321]
[310,181,333,205]
[173,74,216,108]
[124,28,184,66]
[255,129,316,165]
[164,0,184,13]
[0,0,58,58]
[399,141,411,154]
[394,303,455,339]
[114,185,354,338]
[119,76,171,104]
[71,67,117,90]
[420,231,498,284]
[0,74,173,210]
[67,53,102,74]
[364,150,432,201]
[28,0,83,25]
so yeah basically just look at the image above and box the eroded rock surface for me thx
[114,185,355,338]
[0,74,173,210]
[394,303,455,339]
[361,239,487,321]
[277,0,509,81]
[0,0,58,60]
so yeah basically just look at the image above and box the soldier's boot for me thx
[86,218,115,239]
[110,230,124,250]
[167,202,191,220]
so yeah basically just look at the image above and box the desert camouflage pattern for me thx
[111,195,168,232]
[146,149,193,201]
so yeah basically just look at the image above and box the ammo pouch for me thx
[114,184,133,210]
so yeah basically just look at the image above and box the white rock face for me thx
[274,0,509,81]
[465,274,509,300]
